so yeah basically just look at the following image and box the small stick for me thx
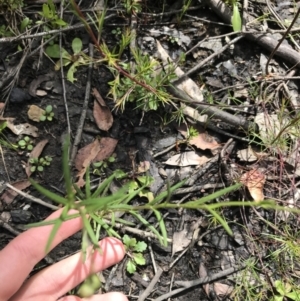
[5,183,59,210]
[265,7,300,75]
[138,266,163,301]
[70,43,94,164]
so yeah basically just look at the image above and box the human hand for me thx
[0,209,128,301]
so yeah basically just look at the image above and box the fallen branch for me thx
[207,0,300,68]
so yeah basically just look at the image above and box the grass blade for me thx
[62,135,74,202]
[91,173,116,198]
[205,206,233,235]
[193,183,242,206]
[129,210,165,246]
[30,178,68,205]
[153,208,167,246]
[149,180,185,205]
[85,165,91,198]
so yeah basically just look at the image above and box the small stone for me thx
[10,209,31,223]
[10,87,31,103]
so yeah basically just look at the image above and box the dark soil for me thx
[1,0,300,300]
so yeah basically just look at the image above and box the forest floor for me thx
[1,0,300,300]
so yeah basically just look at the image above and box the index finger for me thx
[0,208,83,300]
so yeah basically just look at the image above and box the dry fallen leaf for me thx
[137,161,150,173]
[75,139,102,171]
[156,40,204,103]
[94,137,118,162]
[172,227,191,257]
[28,105,45,122]
[178,124,220,151]
[199,262,210,296]
[165,151,210,167]
[240,170,266,202]
[0,117,39,137]
[92,88,113,131]
[25,139,48,177]
[1,180,31,204]
[213,282,233,297]
[75,137,118,187]
[237,147,268,162]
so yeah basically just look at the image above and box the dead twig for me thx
[5,183,59,210]
[153,265,245,301]
[138,266,163,301]
[70,43,94,164]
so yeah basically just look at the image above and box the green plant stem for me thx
[70,0,158,95]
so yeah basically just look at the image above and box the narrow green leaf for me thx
[85,166,91,198]
[206,207,233,236]
[25,218,60,228]
[62,135,74,203]
[45,218,63,252]
[149,180,185,205]
[129,211,164,246]
[153,208,167,247]
[193,183,242,206]
[114,217,135,226]
[83,188,128,211]
[91,173,116,198]
[81,214,99,248]
[0,121,7,132]
[90,214,121,238]
[232,4,242,32]
[45,206,71,252]
[73,184,85,199]
[29,178,68,205]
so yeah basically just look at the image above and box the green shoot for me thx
[37,0,67,28]
[45,38,89,82]
[123,234,147,274]
[18,136,34,151]
[40,105,54,122]
[29,156,52,173]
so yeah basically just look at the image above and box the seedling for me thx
[92,156,115,175]
[0,0,24,11]
[45,37,89,82]
[127,176,154,202]
[168,35,179,44]
[109,49,177,111]
[111,27,122,37]
[122,0,142,14]
[271,280,300,301]
[37,0,67,28]
[40,105,54,121]
[29,156,52,173]
[0,25,13,37]
[18,136,34,151]
[123,234,147,274]
[187,125,199,141]
[224,0,242,31]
